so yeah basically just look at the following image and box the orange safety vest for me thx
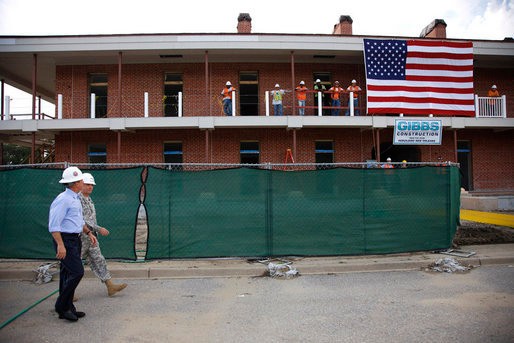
[347,85,361,98]
[329,87,343,100]
[296,86,308,100]
[222,87,236,100]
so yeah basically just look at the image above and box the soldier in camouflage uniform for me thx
[79,173,127,296]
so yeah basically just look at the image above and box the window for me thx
[163,142,183,168]
[240,141,259,164]
[239,72,259,116]
[315,141,334,168]
[164,73,183,117]
[89,74,108,118]
[88,144,107,164]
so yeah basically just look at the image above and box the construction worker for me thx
[271,84,285,116]
[346,79,362,116]
[313,79,327,115]
[295,80,308,116]
[49,166,96,321]
[382,157,394,169]
[221,81,236,116]
[328,81,343,116]
[80,173,127,297]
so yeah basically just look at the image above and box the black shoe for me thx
[74,311,86,318]
[58,310,78,322]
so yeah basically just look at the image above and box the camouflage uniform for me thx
[79,193,111,282]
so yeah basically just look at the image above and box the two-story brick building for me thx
[0,14,513,192]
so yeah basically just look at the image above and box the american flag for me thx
[364,39,474,116]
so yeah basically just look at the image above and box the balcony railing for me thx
[475,95,507,118]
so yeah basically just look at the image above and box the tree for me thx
[2,143,30,165]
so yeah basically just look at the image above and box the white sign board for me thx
[393,119,442,145]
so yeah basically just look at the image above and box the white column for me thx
[178,92,183,117]
[474,94,479,118]
[90,93,96,119]
[501,95,507,118]
[349,91,354,116]
[4,96,10,120]
[317,92,322,116]
[144,92,149,117]
[265,91,270,116]
[57,94,63,119]
[231,90,236,116]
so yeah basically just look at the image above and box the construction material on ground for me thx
[437,249,476,258]
[33,262,59,284]
[425,257,474,273]
[265,260,299,278]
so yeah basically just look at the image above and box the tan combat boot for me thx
[105,279,127,296]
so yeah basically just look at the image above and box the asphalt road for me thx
[1,265,513,343]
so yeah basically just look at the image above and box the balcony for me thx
[475,95,507,118]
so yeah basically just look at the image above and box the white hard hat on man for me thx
[59,166,83,184]
[82,173,96,185]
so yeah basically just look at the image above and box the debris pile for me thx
[33,262,59,284]
[425,257,473,273]
[267,261,299,278]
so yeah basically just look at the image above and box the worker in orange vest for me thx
[295,81,308,116]
[221,81,236,116]
[328,81,343,116]
[346,79,362,116]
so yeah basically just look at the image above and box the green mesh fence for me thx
[0,165,460,260]
[0,167,142,259]
[145,166,461,259]
[0,168,63,258]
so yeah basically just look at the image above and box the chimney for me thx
[332,15,353,35]
[237,13,252,33]
[419,19,447,39]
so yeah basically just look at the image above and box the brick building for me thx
[0,14,513,192]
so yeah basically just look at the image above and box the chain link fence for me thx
[0,162,460,260]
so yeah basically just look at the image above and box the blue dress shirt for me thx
[48,188,85,233]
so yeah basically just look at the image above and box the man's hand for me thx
[56,243,66,260]
[99,227,110,236]
[89,233,98,246]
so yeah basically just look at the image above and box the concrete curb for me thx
[2,245,513,281]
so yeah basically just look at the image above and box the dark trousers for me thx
[54,233,84,314]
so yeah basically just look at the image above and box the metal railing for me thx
[475,95,507,118]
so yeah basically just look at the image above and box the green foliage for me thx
[2,144,30,165]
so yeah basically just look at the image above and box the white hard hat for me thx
[226,81,231,86]
[82,173,96,185]
[387,157,392,162]
[315,79,321,83]
[300,80,305,85]
[275,84,280,88]
[351,79,357,83]
[491,85,497,89]
[59,166,83,184]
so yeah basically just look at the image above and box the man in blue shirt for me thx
[49,166,97,322]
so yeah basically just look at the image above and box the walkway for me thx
[461,209,514,228]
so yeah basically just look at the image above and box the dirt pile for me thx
[453,221,514,246]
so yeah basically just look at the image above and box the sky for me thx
[1,0,513,115]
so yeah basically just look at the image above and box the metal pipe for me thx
[265,91,270,116]
[1,79,4,120]
[292,129,297,161]
[118,52,122,116]
[117,131,121,163]
[205,51,209,116]
[290,51,295,116]
[178,92,183,117]
[453,130,458,163]
[205,130,209,163]
[31,54,37,163]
